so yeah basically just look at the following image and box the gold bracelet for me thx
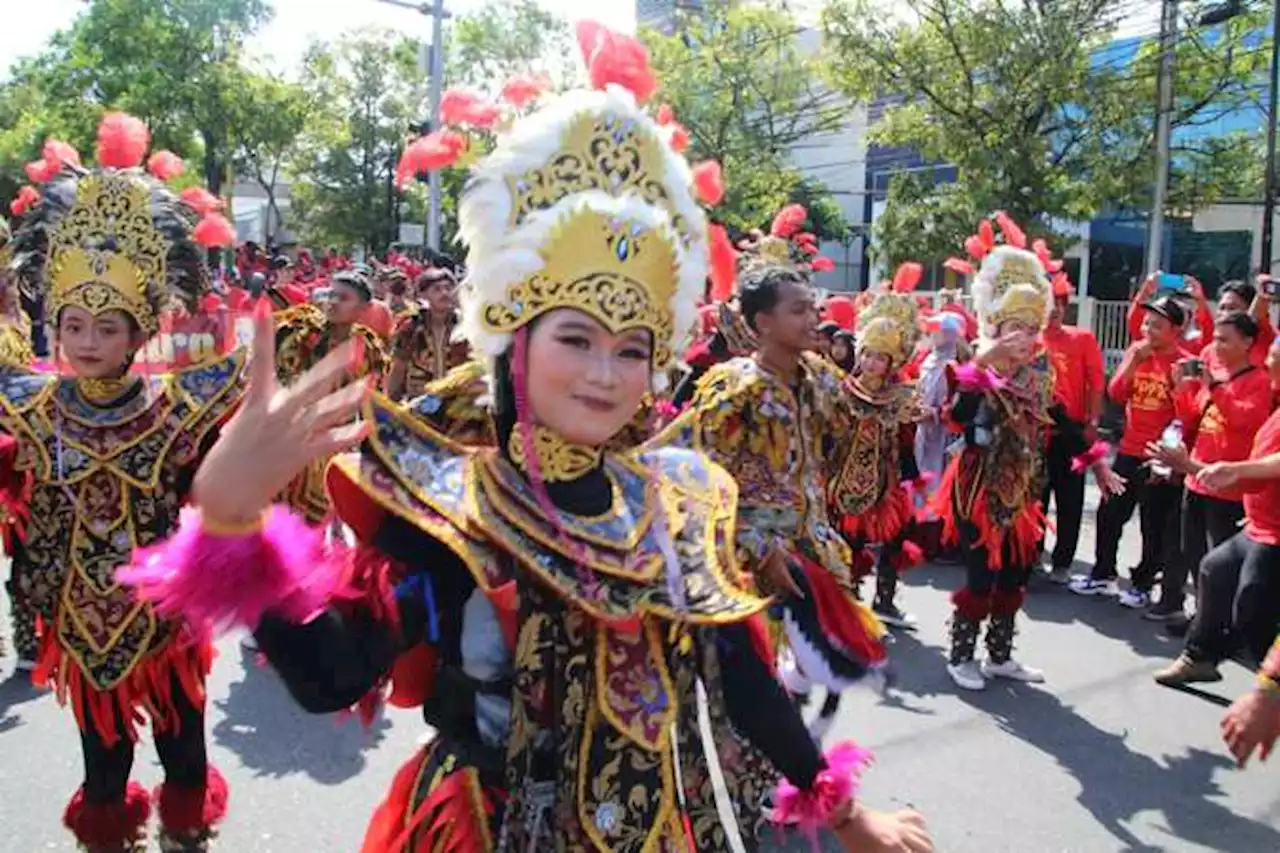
[200,510,268,538]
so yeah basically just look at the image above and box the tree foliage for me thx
[644,0,853,234]
[823,0,1269,264]
[448,0,573,91]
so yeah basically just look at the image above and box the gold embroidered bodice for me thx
[827,378,919,517]
[0,352,246,690]
[652,353,853,584]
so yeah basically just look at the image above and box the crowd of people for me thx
[0,19,1278,853]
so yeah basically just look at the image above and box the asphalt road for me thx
[2,488,1278,852]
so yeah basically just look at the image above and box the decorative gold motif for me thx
[506,425,601,482]
[979,247,1051,332]
[505,109,692,248]
[76,376,137,405]
[856,291,919,367]
[480,208,679,368]
[47,174,167,335]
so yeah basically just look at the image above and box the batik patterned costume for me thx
[5,115,239,852]
[124,37,877,853]
[390,307,471,400]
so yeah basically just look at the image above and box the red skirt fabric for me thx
[934,455,1044,571]
[838,486,912,545]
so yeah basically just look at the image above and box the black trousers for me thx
[1090,453,1181,589]
[961,523,1034,596]
[1185,533,1280,666]
[1040,429,1087,570]
[80,675,208,805]
[1162,491,1244,605]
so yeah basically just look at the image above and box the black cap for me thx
[817,321,841,336]
[1142,295,1187,327]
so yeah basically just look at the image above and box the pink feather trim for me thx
[1071,440,1109,474]
[772,741,874,843]
[117,506,345,633]
[952,361,1005,392]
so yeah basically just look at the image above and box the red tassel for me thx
[708,224,737,302]
[155,766,228,834]
[64,782,151,848]
[147,150,184,181]
[96,112,150,169]
[193,213,236,247]
[9,185,39,216]
[667,123,689,152]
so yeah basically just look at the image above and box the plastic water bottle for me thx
[1150,419,1183,478]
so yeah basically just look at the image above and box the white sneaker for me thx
[1118,588,1150,609]
[981,658,1046,683]
[947,660,986,691]
[1069,577,1118,597]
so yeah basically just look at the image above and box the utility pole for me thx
[379,0,448,252]
[1146,0,1178,276]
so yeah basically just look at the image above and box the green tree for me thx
[822,0,1269,264]
[643,0,853,232]
[288,33,428,255]
[448,0,573,90]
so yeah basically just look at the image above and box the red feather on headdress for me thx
[96,113,150,169]
[822,295,857,330]
[771,204,807,239]
[147,150,184,181]
[656,104,675,126]
[24,159,59,183]
[944,257,975,276]
[811,256,836,273]
[9,186,39,216]
[892,262,923,293]
[978,220,995,252]
[180,187,224,216]
[396,130,468,188]
[1052,272,1073,298]
[668,124,689,152]
[576,20,658,104]
[708,224,737,302]
[439,89,501,129]
[693,161,724,206]
[43,138,81,169]
[994,211,1026,248]
[793,232,818,247]
[500,74,550,110]
[193,213,236,248]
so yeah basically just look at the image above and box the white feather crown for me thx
[971,246,1052,337]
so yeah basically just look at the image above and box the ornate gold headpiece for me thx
[973,246,1051,334]
[47,174,166,336]
[457,86,708,385]
[855,262,922,367]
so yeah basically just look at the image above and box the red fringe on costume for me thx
[155,767,229,834]
[838,486,911,545]
[797,555,887,666]
[362,745,496,853]
[934,454,1044,571]
[64,781,151,848]
[34,632,213,747]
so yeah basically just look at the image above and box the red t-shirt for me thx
[1244,407,1280,545]
[1043,324,1104,424]
[1177,366,1275,500]
[1108,343,1184,457]
[1203,313,1276,377]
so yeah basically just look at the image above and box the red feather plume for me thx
[811,256,836,273]
[668,123,690,152]
[944,257,975,276]
[963,235,988,261]
[994,211,1026,248]
[9,186,39,216]
[822,295,857,330]
[396,130,468,188]
[96,113,150,169]
[692,161,724,206]
[656,104,675,126]
[576,20,658,104]
[771,204,807,239]
[439,88,501,129]
[978,220,995,252]
[892,262,923,293]
[180,187,223,216]
[147,150,184,181]
[24,159,59,183]
[500,73,549,110]
[43,138,81,169]
[708,224,737,302]
[192,213,236,248]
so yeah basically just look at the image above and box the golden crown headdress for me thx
[945,212,1050,337]
[8,113,234,339]
[856,262,923,367]
[399,23,719,389]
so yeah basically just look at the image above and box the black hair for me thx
[332,271,372,303]
[1217,310,1259,343]
[739,263,805,332]
[817,321,840,337]
[1221,280,1257,306]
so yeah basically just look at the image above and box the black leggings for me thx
[80,675,208,804]
[1091,453,1181,588]
[1039,429,1088,570]
[961,523,1034,596]
[1185,533,1280,667]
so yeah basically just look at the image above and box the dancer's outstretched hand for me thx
[1221,687,1280,768]
[835,807,933,853]
[193,302,371,526]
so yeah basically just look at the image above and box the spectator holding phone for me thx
[1154,335,1280,686]
[1072,296,1188,604]
[1202,279,1276,375]
[1126,273,1214,354]
[1146,312,1275,625]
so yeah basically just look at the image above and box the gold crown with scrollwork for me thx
[46,173,166,336]
[971,246,1050,335]
[856,291,919,367]
[457,87,708,387]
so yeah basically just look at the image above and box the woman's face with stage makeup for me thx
[524,309,652,447]
[58,307,144,378]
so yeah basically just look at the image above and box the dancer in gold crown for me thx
[828,263,926,631]
[4,114,240,852]
[122,22,932,853]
